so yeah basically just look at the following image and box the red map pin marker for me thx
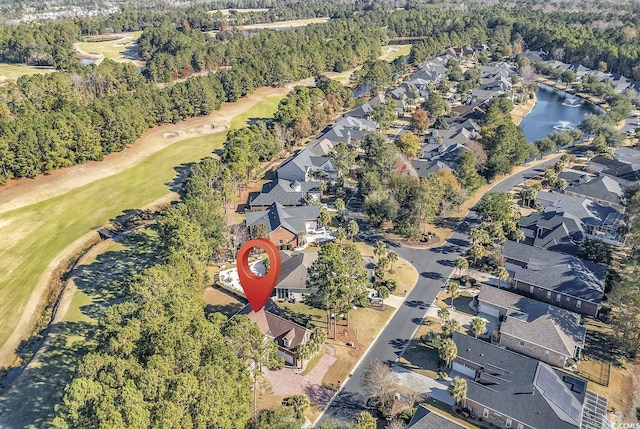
[237,238,281,312]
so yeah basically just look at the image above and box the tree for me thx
[319,209,331,228]
[223,315,283,370]
[456,152,485,195]
[411,108,430,134]
[387,251,399,273]
[282,395,310,419]
[438,337,457,368]
[374,240,388,265]
[455,257,469,278]
[347,220,360,241]
[423,90,447,117]
[294,343,314,369]
[576,239,613,264]
[476,192,514,224]
[306,243,370,328]
[335,197,346,217]
[378,286,390,304]
[395,132,422,158]
[251,223,269,239]
[469,244,485,266]
[249,406,300,429]
[437,306,450,323]
[361,359,396,411]
[386,418,407,429]
[497,266,509,289]
[442,318,461,338]
[470,317,487,338]
[448,376,468,406]
[354,411,377,429]
[335,227,347,245]
[448,280,460,309]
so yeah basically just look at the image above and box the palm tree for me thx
[298,230,307,247]
[347,219,359,241]
[374,240,388,266]
[469,244,484,266]
[387,251,399,273]
[442,318,461,337]
[438,337,457,368]
[295,343,313,369]
[512,229,526,243]
[470,228,490,246]
[448,376,468,407]
[335,198,346,221]
[336,227,347,245]
[497,266,509,288]
[437,306,450,323]
[448,280,460,309]
[455,257,469,278]
[378,286,390,305]
[470,317,487,338]
[312,326,327,352]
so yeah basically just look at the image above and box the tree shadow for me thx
[0,230,163,427]
[420,271,443,280]
[0,321,94,428]
[246,117,273,127]
[166,162,196,193]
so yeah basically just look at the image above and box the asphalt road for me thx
[318,159,562,424]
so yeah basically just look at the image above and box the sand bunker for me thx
[163,132,179,139]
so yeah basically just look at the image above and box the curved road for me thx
[319,157,561,424]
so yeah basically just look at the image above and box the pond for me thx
[519,84,599,142]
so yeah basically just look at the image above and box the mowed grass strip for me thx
[76,31,143,63]
[0,63,55,82]
[379,44,412,61]
[0,95,283,353]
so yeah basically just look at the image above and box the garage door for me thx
[478,302,500,318]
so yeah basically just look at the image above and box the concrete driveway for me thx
[393,366,454,405]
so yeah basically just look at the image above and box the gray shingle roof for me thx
[410,160,451,178]
[408,405,465,429]
[535,191,620,227]
[558,172,625,206]
[519,211,583,254]
[503,241,607,304]
[245,202,319,235]
[453,333,587,429]
[318,116,377,143]
[478,285,586,358]
[275,250,318,292]
[250,179,320,207]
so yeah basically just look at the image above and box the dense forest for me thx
[1,2,640,183]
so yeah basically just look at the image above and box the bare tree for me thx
[361,359,397,411]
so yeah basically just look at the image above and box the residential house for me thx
[589,155,640,184]
[502,240,607,316]
[517,50,547,63]
[249,178,321,209]
[467,88,505,107]
[452,332,603,429]
[609,74,630,93]
[408,405,466,429]
[245,202,319,248]
[344,94,385,119]
[481,63,516,80]
[425,127,474,146]
[477,285,586,368]
[273,250,318,301]
[409,159,452,178]
[238,300,312,366]
[558,171,625,211]
[535,191,626,246]
[614,146,640,165]
[480,75,513,93]
[518,211,583,255]
[276,148,336,182]
[317,116,378,145]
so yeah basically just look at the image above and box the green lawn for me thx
[0,94,284,354]
[0,63,55,82]
[76,31,143,63]
[379,44,412,61]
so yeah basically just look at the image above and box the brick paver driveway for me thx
[262,346,337,409]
